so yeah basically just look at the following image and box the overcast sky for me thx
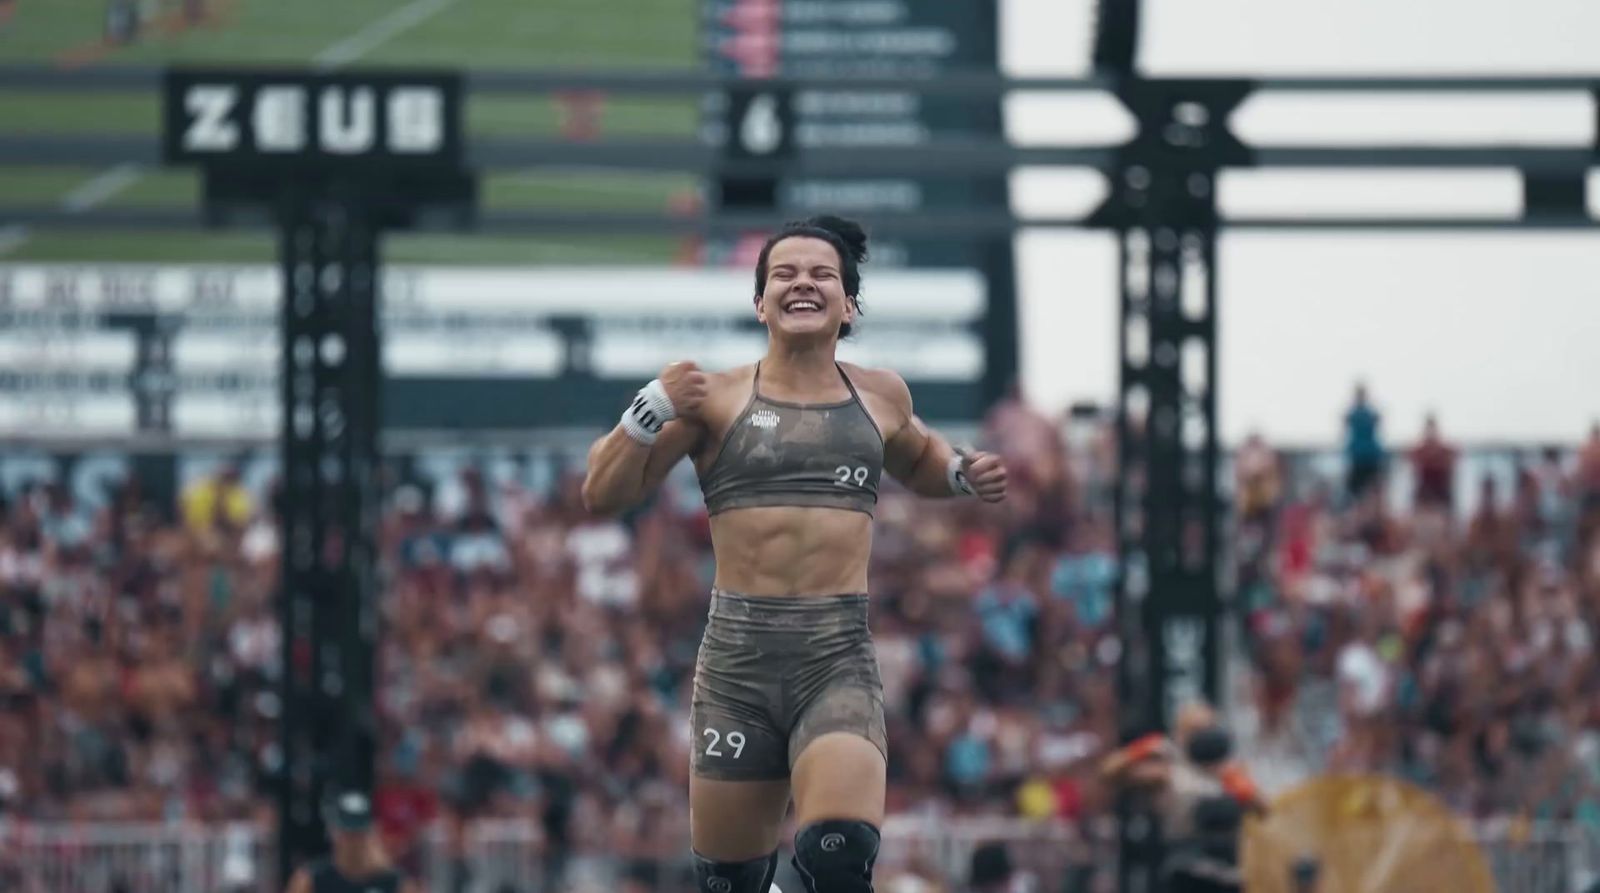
[1000,0,1600,446]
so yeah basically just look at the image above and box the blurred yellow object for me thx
[1242,774,1494,893]
[180,476,253,535]
[1016,778,1058,820]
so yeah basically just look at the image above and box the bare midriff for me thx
[708,505,874,596]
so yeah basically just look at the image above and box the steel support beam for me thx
[1,205,1595,234]
[0,62,1596,95]
[276,193,384,884]
[1094,79,1246,893]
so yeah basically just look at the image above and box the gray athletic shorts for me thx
[690,590,888,781]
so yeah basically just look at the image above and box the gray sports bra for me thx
[698,363,885,517]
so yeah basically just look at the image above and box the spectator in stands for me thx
[284,790,421,893]
[375,752,440,872]
[180,460,252,539]
[1332,605,1393,770]
[1343,383,1386,501]
[1409,413,1458,515]
[964,841,1015,893]
[1099,704,1260,893]
[105,0,140,43]
[1465,474,1517,576]
[1579,422,1600,545]
[971,538,1043,705]
[1580,422,1600,484]
[982,381,1068,529]
[37,483,91,556]
[1236,431,1282,528]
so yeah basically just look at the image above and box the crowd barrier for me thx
[3,814,1593,892]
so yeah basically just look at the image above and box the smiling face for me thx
[754,236,855,342]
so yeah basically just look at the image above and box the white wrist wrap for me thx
[621,378,677,445]
[947,452,977,497]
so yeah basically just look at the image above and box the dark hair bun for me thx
[802,215,868,263]
[1185,726,1233,766]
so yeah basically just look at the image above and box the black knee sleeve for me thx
[694,849,778,893]
[791,820,880,893]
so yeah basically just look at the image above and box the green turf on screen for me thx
[0,0,697,263]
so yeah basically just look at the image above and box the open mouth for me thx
[783,298,823,314]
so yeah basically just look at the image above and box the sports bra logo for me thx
[749,409,780,429]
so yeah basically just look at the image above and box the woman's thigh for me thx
[789,731,886,827]
[689,774,792,860]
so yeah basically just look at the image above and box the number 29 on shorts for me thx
[702,728,746,759]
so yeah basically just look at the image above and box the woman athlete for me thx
[582,216,1007,893]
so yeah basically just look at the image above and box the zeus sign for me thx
[162,70,463,168]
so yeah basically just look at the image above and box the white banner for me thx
[0,264,984,319]
[0,264,987,439]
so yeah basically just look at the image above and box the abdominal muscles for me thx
[708,506,875,596]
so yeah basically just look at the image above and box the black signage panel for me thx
[703,0,1005,268]
[162,69,464,170]
[701,0,1015,414]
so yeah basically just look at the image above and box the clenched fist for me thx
[660,361,709,420]
[961,450,1007,503]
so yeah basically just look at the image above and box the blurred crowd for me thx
[1237,387,1600,830]
[0,384,1598,891]
[0,389,1121,891]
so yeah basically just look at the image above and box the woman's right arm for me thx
[581,361,708,515]
[581,418,703,516]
